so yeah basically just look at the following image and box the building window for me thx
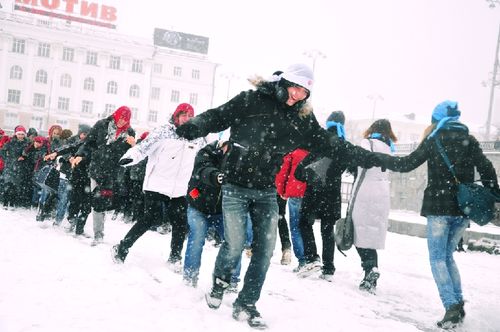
[131,107,138,121]
[33,93,46,107]
[153,63,162,74]
[107,81,118,94]
[10,65,23,80]
[151,87,160,100]
[189,93,198,106]
[8,89,21,104]
[173,66,182,77]
[35,70,48,84]
[83,77,95,91]
[62,47,74,62]
[192,69,200,80]
[82,100,93,114]
[148,110,158,122]
[171,90,180,102]
[38,42,51,57]
[104,104,116,117]
[132,59,143,73]
[5,113,19,127]
[30,116,44,130]
[129,85,140,98]
[86,51,98,65]
[58,97,70,111]
[60,74,72,88]
[56,119,69,127]
[12,39,25,54]
[109,55,121,70]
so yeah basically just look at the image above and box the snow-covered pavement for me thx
[1,207,499,332]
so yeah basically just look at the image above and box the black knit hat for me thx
[327,111,345,125]
[27,127,38,137]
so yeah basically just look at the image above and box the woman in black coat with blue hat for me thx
[375,100,499,329]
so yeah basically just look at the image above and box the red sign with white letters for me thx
[14,0,118,29]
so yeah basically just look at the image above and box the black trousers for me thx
[68,174,92,235]
[355,247,378,272]
[120,191,188,261]
[277,195,292,251]
[299,214,336,275]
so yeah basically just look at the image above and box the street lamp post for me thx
[220,73,239,101]
[367,94,384,120]
[485,23,500,140]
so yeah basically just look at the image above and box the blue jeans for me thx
[427,215,468,309]
[184,205,241,284]
[245,214,253,248]
[288,197,305,264]
[214,184,278,306]
[55,178,70,225]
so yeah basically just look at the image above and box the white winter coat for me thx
[350,138,391,249]
[120,122,205,198]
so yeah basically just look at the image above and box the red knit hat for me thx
[172,103,194,126]
[14,125,27,135]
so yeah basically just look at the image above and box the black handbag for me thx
[435,139,497,226]
[34,164,60,193]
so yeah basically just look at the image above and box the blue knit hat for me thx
[431,100,460,124]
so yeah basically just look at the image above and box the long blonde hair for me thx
[421,123,437,142]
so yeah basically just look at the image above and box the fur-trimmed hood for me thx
[247,75,313,118]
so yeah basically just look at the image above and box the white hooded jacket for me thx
[120,122,205,198]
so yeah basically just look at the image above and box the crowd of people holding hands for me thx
[1,63,498,330]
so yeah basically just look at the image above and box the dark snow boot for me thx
[437,303,463,329]
[232,300,268,330]
[111,244,128,263]
[205,277,228,309]
[359,268,380,293]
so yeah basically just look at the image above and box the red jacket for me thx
[275,148,309,198]
[0,135,11,172]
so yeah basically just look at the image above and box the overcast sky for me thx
[111,0,500,129]
[4,0,499,129]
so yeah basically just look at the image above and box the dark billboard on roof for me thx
[154,28,209,55]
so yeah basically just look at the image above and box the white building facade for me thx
[0,10,217,136]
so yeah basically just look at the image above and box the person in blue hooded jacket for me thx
[375,101,499,329]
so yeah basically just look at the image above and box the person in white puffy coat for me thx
[111,103,206,266]
[350,119,397,293]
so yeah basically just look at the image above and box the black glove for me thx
[176,122,201,140]
[119,158,133,166]
[294,163,318,184]
[294,163,307,182]
[210,171,226,185]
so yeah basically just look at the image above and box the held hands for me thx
[70,156,83,168]
[176,121,200,140]
[126,136,136,147]
[44,152,57,161]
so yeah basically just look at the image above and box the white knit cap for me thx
[280,64,314,92]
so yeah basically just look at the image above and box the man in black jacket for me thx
[183,140,243,290]
[176,64,377,329]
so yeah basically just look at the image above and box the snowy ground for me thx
[1,207,499,332]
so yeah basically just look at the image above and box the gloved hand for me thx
[176,121,201,140]
[119,158,133,166]
[294,163,307,182]
[294,163,318,184]
[211,171,226,185]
